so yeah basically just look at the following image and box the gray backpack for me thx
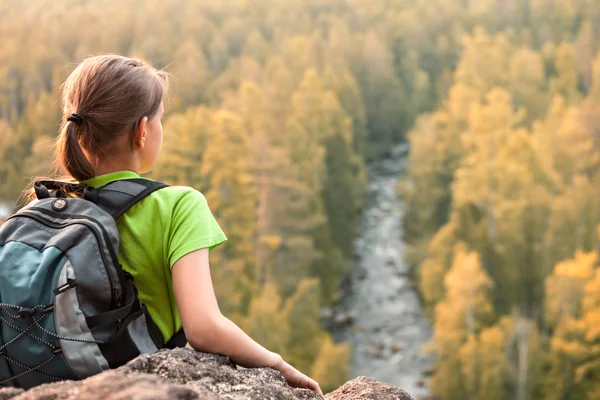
[0,179,185,389]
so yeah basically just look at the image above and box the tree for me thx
[201,110,257,315]
[240,283,289,357]
[550,43,581,105]
[171,39,211,110]
[458,325,511,400]
[428,245,494,400]
[283,279,322,372]
[310,334,351,394]
[154,106,212,189]
[572,21,596,92]
[544,251,598,400]
[0,120,20,201]
[354,31,408,158]
[286,69,355,302]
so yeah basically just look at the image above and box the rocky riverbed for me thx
[329,145,434,399]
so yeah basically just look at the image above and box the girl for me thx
[49,54,322,395]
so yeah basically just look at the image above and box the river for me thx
[334,145,434,399]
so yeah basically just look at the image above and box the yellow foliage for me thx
[310,334,350,394]
[240,283,289,357]
[545,251,596,327]
[259,234,282,250]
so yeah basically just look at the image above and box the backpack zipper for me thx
[6,211,122,308]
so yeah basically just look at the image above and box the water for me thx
[338,145,434,399]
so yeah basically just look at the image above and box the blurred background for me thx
[1,0,600,399]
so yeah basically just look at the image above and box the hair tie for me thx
[67,113,84,125]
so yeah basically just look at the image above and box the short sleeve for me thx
[167,189,227,268]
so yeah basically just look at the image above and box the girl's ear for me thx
[134,116,149,149]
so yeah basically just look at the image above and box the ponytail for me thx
[18,118,93,206]
[57,119,94,182]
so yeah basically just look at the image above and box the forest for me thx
[1,0,600,398]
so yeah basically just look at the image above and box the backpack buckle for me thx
[18,308,37,318]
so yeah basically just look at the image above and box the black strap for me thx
[85,300,136,329]
[110,307,145,339]
[33,178,168,221]
[85,279,137,329]
[93,179,169,220]
[165,329,187,349]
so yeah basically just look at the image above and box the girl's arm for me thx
[172,248,322,396]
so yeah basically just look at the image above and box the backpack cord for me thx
[0,353,62,385]
[0,304,103,345]
[0,303,104,386]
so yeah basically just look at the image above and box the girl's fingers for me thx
[306,378,323,396]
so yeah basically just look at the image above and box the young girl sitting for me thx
[48,54,321,395]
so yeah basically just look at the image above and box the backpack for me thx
[0,178,186,389]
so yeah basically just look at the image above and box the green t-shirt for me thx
[82,171,227,342]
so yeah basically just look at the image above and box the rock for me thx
[0,349,414,400]
[390,344,403,354]
[320,307,333,320]
[347,310,357,322]
[356,269,367,281]
[365,345,384,358]
[333,310,356,326]
[0,349,319,400]
[3,373,203,400]
[422,366,436,377]
[0,388,22,400]
[325,376,413,400]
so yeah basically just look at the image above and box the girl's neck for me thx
[92,155,140,177]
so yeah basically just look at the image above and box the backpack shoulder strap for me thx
[90,179,169,220]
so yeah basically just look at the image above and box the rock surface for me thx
[0,349,413,400]
[324,377,413,400]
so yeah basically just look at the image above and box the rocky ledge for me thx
[0,348,414,399]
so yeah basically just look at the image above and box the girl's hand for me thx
[270,353,323,396]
